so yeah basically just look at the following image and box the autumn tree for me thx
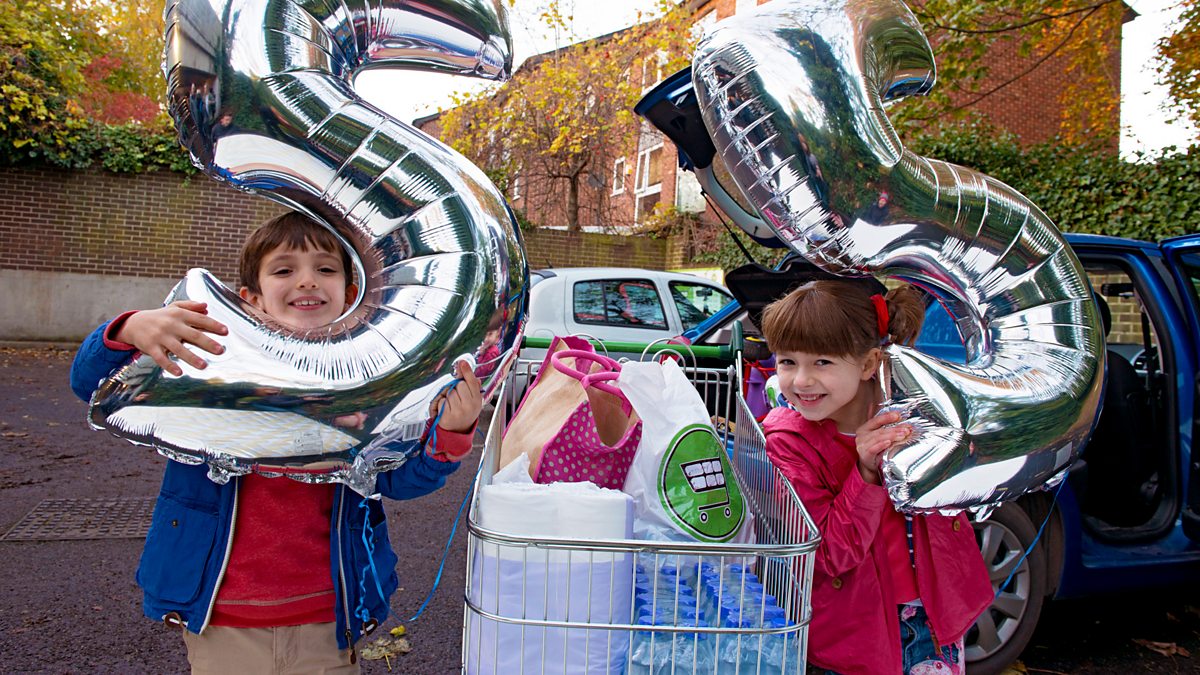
[1156,0,1200,137]
[1,0,100,163]
[438,1,694,232]
[1,0,166,164]
[896,0,1130,145]
[77,0,166,123]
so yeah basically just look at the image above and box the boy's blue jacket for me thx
[70,322,461,650]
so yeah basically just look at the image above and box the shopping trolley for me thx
[461,352,820,674]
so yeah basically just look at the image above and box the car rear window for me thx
[573,279,668,329]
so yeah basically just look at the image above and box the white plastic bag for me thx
[465,454,634,674]
[619,359,754,544]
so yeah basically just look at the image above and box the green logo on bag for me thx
[658,423,745,542]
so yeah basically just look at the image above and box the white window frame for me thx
[634,143,664,196]
[633,142,665,224]
[612,157,627,195]
[511,173,522,201]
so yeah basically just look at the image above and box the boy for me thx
[70,212,482,673]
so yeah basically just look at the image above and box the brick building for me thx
[425,0,1131,234]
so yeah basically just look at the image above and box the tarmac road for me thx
[2,346,1200,674]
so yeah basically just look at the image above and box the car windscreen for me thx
[670,282,733,331]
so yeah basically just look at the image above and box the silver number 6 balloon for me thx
[693,0,1104,511]
[87,0,528,495]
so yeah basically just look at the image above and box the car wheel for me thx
[965,503,1047,675]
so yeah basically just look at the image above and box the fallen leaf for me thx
[1133,638,1189,657]
[360,635,412,661]
[390,625,407,637]
[1,432,28,438]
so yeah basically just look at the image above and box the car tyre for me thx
[965,503,1047,675]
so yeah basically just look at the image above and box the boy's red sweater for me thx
[210,425,472,627]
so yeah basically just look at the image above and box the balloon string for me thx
[352,375,465,629]
[423,377,460,457]
[355,499,390,626]
[994,478,1065,599]
[405,458,484,624]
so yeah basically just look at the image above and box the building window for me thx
[735,0,758,15]
[635,146,663,194]
[692,11,717,41]
[634,143,664,224]
[511,173,522,201]
[641,51,668,88]
[612,157,626,195]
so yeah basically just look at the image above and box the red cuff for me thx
[842,463,889,507]
[426,421,477,463]
[103,311,140,351]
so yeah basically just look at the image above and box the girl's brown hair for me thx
[239,212,353,293]
[760,280,925,357]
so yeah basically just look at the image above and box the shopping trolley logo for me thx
[659,423,745,542]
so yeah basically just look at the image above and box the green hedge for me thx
[909,123,1200,242]
[3,119,194,174]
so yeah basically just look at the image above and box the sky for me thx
[356,0,1195,160]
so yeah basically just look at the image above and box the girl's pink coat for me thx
[764,407,992,674]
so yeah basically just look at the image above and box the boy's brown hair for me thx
[760,280,925,357]
[239,212,353,293]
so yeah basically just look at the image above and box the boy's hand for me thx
[115,301,228,376]
[432,361,482,434]
[855,410,911,485]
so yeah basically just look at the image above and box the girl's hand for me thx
[855,410,912,485]
[432,361,483,434]
[115,301,228,376]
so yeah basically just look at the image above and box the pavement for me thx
[0,346,474,674]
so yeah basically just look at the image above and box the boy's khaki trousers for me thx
[183,622,358,674]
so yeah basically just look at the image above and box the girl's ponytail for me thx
[884,284,925,346]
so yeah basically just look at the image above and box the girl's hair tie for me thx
[870,293,889,340]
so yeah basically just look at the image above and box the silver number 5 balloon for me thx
[87,0,528,495]
[693,0,1104,511]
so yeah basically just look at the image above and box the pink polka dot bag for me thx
[499,336,641,489]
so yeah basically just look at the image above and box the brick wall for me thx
[0,167,669,282]
[1090,271,1154,346]
[521,228,667,270]
[0,167,284,284]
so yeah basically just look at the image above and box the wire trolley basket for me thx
[462,356,820,674]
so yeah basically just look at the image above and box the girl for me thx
[760,279,991,675]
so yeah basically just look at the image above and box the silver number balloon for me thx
[693,0,1104,511]
[88,0,528,495]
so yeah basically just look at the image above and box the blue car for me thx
[684,233,1200,674]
